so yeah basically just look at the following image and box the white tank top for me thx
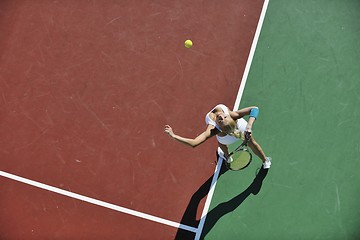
[205,104,247,145]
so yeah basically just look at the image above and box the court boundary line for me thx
[0,170,197,233]
[194,0,270,239]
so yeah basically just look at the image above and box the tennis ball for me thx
[184,39,193,48]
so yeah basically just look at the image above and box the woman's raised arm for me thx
[164,124,218,148]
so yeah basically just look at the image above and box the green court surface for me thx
[203,0,360,239]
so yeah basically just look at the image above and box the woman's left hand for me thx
[164,125,175,138]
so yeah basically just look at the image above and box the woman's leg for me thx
[247,136,271,169]
[236,118,271,168]
[247,136,267,163]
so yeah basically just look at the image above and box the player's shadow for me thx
[174,154,268,240]
[199,166,268,239]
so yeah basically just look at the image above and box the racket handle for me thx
[244,131,251,141]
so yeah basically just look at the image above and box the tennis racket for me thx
[225,139,252,171]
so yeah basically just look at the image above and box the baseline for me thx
[0,170,197,233]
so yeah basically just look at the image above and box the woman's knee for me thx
[248,136,258,146]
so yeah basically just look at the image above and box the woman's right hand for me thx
[164,125,175,138]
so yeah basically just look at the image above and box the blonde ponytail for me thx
[222,119,244,140]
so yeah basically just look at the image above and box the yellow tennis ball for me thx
[184,39,193,48]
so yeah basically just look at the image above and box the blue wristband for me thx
[249,108,259,119]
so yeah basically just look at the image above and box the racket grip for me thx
[244,131,251,140]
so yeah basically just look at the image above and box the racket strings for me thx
[227,150,252,171]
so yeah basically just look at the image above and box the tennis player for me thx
[164,104,271,169]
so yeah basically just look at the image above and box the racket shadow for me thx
[174,153,229,240]
[199,166,269,239]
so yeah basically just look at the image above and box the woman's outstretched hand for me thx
[164,125,175,138]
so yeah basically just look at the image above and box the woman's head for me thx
[215,112,241,138]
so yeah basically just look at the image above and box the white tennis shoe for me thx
[217,147,226,159]
[217,147,233,163]
[226,156,234,163]
[263,157,272,169]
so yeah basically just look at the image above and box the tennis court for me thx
[1,0,360,239]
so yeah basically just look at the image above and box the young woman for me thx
[164,104,271,169]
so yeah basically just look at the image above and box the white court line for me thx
[194,157,224,239]
[234,0,270,110]
[194,0,270,239]
[0,170,197,233]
